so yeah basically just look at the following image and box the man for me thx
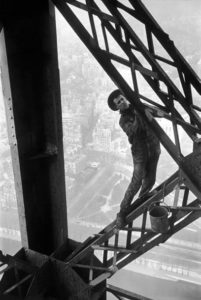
[107,89,161,228]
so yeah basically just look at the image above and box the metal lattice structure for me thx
[51,172,201,286]
[0,250,37,296]
[51,0,201,287]
[106,284,153,300]
[53,0,201,198]
[1,0,201,299]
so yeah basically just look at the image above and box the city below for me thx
[1,1,201,298]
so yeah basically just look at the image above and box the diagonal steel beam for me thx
[129,0,201,94]
[65,172,179,266]
[107,284,153,300]
[106,199,201,268]
[53,0,201,288]
[89,199,201,286]
[64,0,201,134]
[53,0,201,200]
[101,0,201,129]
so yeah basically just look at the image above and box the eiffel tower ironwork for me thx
[51,0,201,286]
[1,0,201,299]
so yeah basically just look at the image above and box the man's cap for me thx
[107,89,121,111]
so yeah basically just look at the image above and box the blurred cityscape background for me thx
[0,1,201,299]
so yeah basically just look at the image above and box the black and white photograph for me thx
[0,0,201,299]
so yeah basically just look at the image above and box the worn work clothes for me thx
[119,107,161,213]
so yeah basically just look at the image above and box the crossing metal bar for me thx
[71,263,111,272]
[101,0,201,129]
[92,245,137,254]
[51,0,201,288]
[64,180,200,287]
[182,187,189,206]
[0,265,13,275]
[66,182,200,286]
[126,222,133,248]
[129,0,201,94]
[112,232,119,268]
[89,250,94,281]
[0,251,38,274]
[14,267,22,298]
[3,274,33,295]
[62,1,199,135]
[106,198,201,269]
[107,284,153,300]
[64,172,178,268]
[86,0,98,45]
[115,201,201,271]
[141,208,148,237]
[54,0,201,203]
[103,240,108,267]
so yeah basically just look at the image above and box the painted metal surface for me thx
[0,0,67,253]
[0,0,201,298]
[53,0,201,201]
[0,31,28,248]
[51,0,201,288]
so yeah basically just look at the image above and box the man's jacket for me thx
[119,107,161,163]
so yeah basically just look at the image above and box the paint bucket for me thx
[149,203,170,233]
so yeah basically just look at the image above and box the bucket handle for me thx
[148,179,170,213]
[148,201,171,215]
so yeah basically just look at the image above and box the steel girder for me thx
[0,245,106,299]
[51,0,201,287]
[106,284,153,300]
[0,0,68,253]
[1,0,201,297]
[53,173,201,286]
[53,0,201,199]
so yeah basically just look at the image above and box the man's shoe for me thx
[116,211,126,229]
[139,190,157,202]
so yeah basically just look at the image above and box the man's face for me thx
[114,94,130,111]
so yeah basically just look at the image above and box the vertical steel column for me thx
[0,0,67,254]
